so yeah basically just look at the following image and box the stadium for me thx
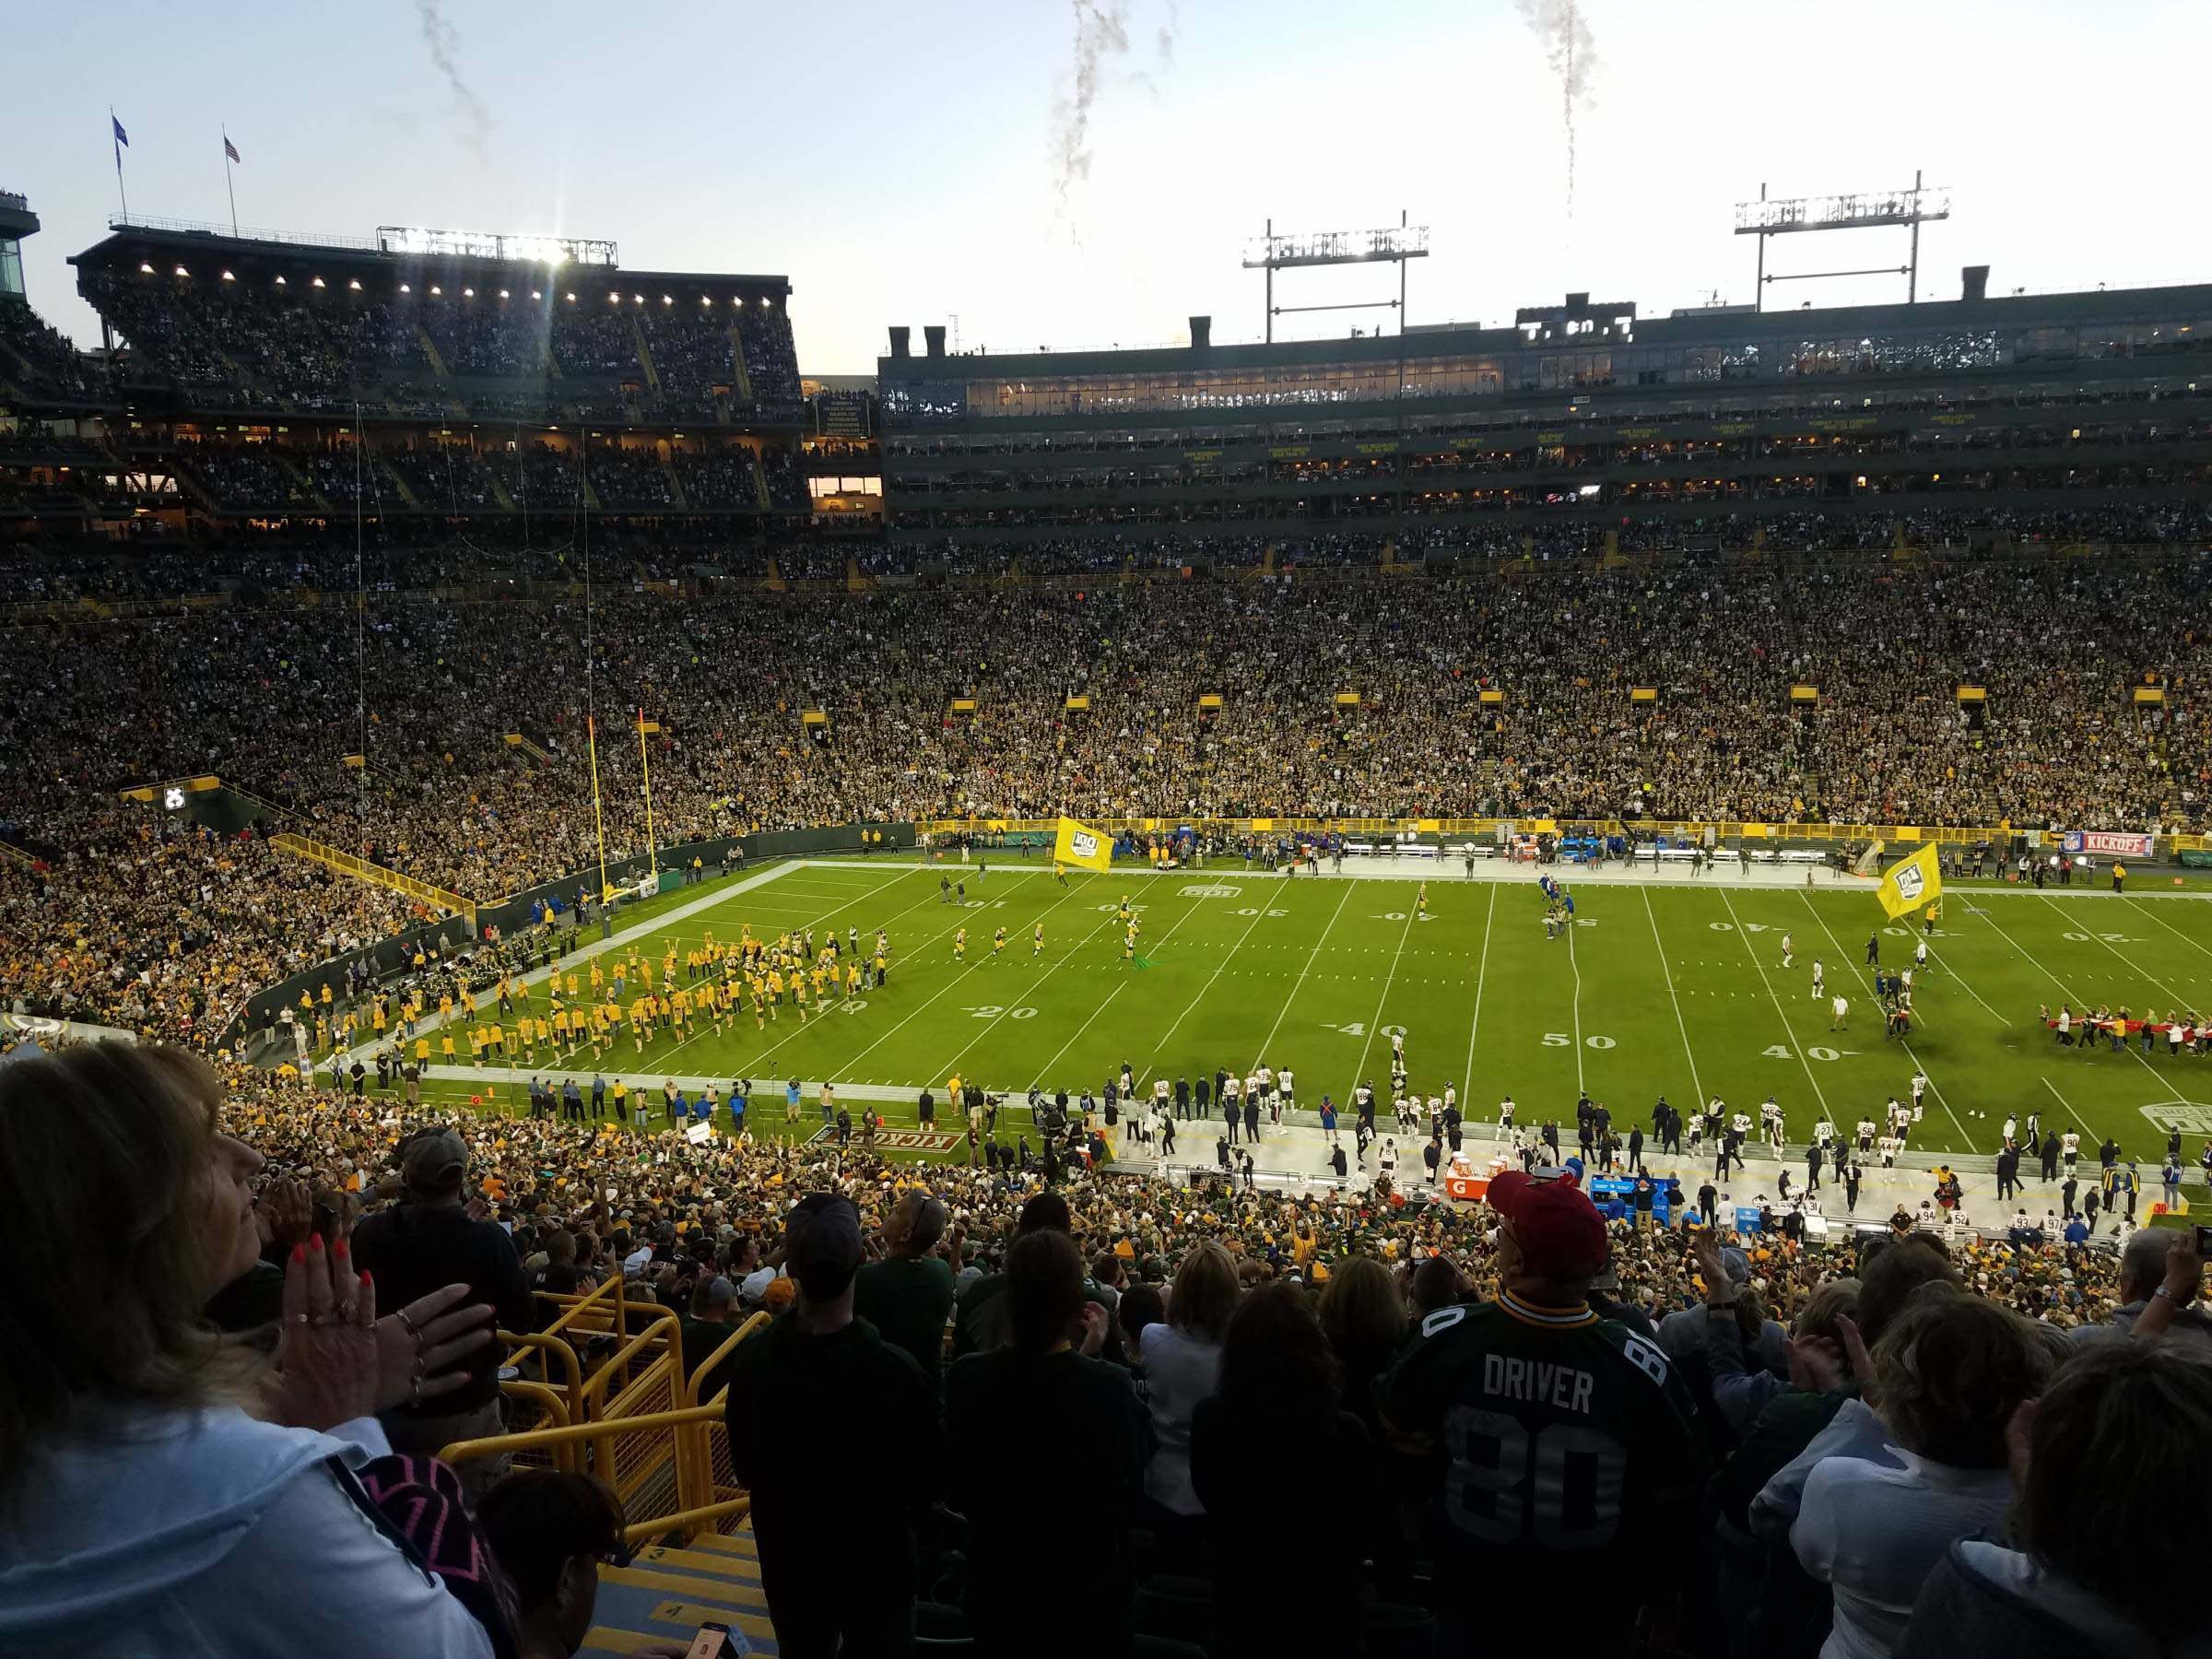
[4,24,2211,1655]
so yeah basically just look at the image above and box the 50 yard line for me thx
[1643,888,1704,1107]
[1462,883,1498,1095]
[1717,888,1834,1130]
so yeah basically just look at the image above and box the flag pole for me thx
[222,127,239,236]
[111,107,128,220]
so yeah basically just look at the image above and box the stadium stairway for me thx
[725,326,753,406]
[749,453,770,511]
[416,325,450,380]
[631,318,663,396]
[585,1526,780,1655]
[663,450,688,511]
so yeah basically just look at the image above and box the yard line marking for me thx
[1463,883,1498,1094]
[1565,912,1586,1095]
[957,882,1213,1088]
[2038,893,2187,1004]
[1139,888,1286,1084]
[649,869,1006,1077]
[2039,1075,2098,1140]
[1250,880,1357,1069]
[1031,981,1129,1089]
[1347,896,1420,1098]
[1717,888,1834,1129]
[1643,888,1703,1107]
[1794,891,1971,1145]
[2124,895,2212,977]
[831,873,1095,1083]
[1971,902,2171,1091]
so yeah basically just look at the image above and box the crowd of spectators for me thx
[178,445,320,512]
[4,1040,2202,1657]
[0,299,99,403]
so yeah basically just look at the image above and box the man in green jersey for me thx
[1380,1171,1703,1651]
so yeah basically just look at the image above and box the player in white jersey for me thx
[1855,1116,1876,1152]
[1830,994,1850,1030]
[1914,938,1929,971]
[1499,1093,1515,1126]
[1441,1084,1455,1115]
[1760,1097,1785,1148]
[2001,1113,2017,1145]
[1815,1118,1836,1147]
[1911,1071,1928,1113]
[1391,1030,1406,1063]
[1277,1066,1296,1112]
[1877,1134,1901,1169]
[2061,1130,2080,1173]
[1781,933,1794,970]
[1379,1137,1398,1182]
[1811,959,1824,999]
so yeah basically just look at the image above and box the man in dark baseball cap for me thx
[725,1194,938,1653]
[1377,1167,1700,1654]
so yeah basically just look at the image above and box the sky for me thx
[5,0,2207,374]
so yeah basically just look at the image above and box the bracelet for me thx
[2153,1285,2174,1300]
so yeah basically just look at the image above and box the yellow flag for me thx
[1876,842,1942,920]
[1053,815,1113,874]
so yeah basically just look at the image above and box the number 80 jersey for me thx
[1378,1292,1703,1614]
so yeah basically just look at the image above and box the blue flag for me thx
[112,114,129,147]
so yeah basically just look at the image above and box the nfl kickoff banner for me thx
[1053,815,1113,873]
[2062,830,2154,857]
[1876,842,1943,920]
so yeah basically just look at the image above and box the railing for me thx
[917,815,2212,853]
[107,213,386,253]
[442,1404,751,1547]
[268,829,477,924]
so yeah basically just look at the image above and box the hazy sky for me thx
[6,0,2206,373]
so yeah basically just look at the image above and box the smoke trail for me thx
[1050,0,1134,223]
[1516,0,1598,221]
[417,0,493,153]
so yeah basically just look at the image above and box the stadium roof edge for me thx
[877,280,2212,379]
[67,225,791,294]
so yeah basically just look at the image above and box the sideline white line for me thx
[1464,883,1498,1094]
[1347,897,1420,1098]
[1644,888,1704,1107]
[1717,888,1833,1128]
[2040,1075,2098,1140]
[1251,880,1357,1069]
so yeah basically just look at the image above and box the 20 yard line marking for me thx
[1347,896,1420,1099]
[1643,888,1703,1108]
[2038,893,2189,1004]
[2124,896,2212,979]
[1250,880,1357,1069]
[1463,883,1498,1094]
[1971,903,2171,1093]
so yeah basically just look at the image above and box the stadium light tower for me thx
[1734,171,1950,309]
[1241,212,1430,344]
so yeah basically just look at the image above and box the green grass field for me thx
[408,856,2212,1170]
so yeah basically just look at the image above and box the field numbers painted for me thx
[837,999,868,1014]
[1585,1034,1617,1050]
[964,1005,1039,1020]
[1233,907,1290,917]
[1327,1021,1368,1037]
[1545,1032,1616,1050]
[1095,903,1150,914]
[1711,920,1771,934]
[1768,1042,1843,1061]
[1382,1023,1407,1038]
[2062,931,2138,945]
[1180,885,1241,898]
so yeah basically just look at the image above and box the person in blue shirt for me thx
[730,1082,749,1136]
[2064,1216,2090,1246]
[590,1073,606,1119]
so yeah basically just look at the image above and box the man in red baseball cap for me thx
[1378,1169,1702,1653]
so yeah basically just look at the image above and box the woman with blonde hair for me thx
[1139,1241,1240,1537]
[0,1043,499,1657]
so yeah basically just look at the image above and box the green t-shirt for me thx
[853,1254,956,1382]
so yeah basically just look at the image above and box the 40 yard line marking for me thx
[1795,889,1971,1147]
[1249,878,1357,1069]
[1717,888,1834,1130]
[1463,883,1498,1095]
[1347,895,1420,1098]
[1643,888,1703,1108]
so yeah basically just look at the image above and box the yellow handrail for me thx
[496,1329,584,1427]
[269,830,477,926]
[441,1402,748,1546]
[682,1312,770,1410]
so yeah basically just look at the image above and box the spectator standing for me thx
[853,1191,959,1388]
[349,1126,536,1496]
[1137,1241,1238,1541]
[1380,1171,1701,1652]
[724,1194,938,1656]
[943,1228,1149,1659]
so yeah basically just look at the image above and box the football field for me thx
[422,856,2212,1171]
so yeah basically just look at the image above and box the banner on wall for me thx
[2062,831,2154,857]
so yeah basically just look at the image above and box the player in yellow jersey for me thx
[751,979,767,1030]
[874,950,888,989]
[954,928,967,962]
[846,962,862,998]
[1417,883,1429,917]
[590,959,606,994]
[811,964,829,1000]
[1124,925,1136,964]
[1117,896,1133,925]
[1033,923,1045,958]
[1055,860,1068,888]
[441,1030,457,1064]
[414,1034,431,1070]
[994,926,1007,959]
[793,974,810,1022]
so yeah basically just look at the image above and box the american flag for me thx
[224,135,241,163]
